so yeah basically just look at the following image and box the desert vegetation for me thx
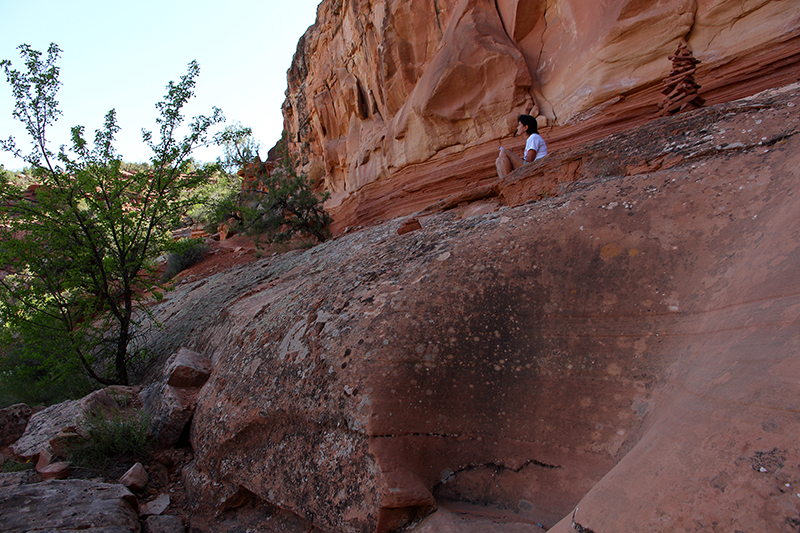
[0,44,332,407]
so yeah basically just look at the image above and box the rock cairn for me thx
[659,43,705,115]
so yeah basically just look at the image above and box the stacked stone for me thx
[659,43,705,115]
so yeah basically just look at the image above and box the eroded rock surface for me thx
[142,85,800,531]
[0,479,140,533]
[0,403,32,447]
[283,0,800,230]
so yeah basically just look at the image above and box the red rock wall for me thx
[282,0,800,231]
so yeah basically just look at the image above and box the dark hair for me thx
[518,114,538,135]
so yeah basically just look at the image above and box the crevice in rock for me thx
[177,415,194,449]
[494,0,514,44]
[573,521,597,533]
[534,6,557,124]
[450,458,563,477]
[570,508,597,533]
[682,0,700,46]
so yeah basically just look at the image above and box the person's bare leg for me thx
[496,148,524,178]
[496,153,512,178]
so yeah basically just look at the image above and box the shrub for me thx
[1,458,34,473]
[68,408,151,470]
[162,238,208,280]
[186,167,243,234]
[239,132,331,245]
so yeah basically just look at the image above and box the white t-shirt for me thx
[525,133,548,161]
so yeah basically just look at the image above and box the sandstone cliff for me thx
[283,0,800,231]
[134,84,800,532]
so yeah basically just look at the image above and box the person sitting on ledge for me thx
[496,114,548,178]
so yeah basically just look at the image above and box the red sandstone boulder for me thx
[141,347,211,449]
[11,387,135,459]
[120,462,149,492]
[166,347,212,388]
[140,384,200,449]
[143,86,800,531]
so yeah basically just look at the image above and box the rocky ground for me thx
[1,83,799,532]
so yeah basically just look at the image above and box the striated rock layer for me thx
[142,85,800,532]
[283,0,800,231]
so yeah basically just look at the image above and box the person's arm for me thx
[524,149,537,162]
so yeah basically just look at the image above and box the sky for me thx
[0,0,321,170]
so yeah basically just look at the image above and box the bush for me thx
[68,408,151,470]
[162,238,208,280]
[1,458,34,473]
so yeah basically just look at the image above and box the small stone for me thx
[140,493,170,516]
[398,218,422,235]
[35,448,53,470]
[119,462,149,492]
[143,514,185,533]
[38,461,71,480]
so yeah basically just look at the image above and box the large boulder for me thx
[144,85,800,532]
[140,347,211,449]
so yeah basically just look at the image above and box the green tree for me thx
[186,166,242,233]
[239,132,331,244]
[180,124,256,233]
[0,43,224,387]
[0,165,13,182]
[216,122,261,173]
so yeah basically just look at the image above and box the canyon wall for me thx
[282,0,800,230]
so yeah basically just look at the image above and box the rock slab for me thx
[0,479,139,533]
[145,84,800,532]
[11,387,135,458]
[166,347,212,388]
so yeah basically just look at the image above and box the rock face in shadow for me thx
[283,0,800,231]
[141,85,800,532]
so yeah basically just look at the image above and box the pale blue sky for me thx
[0,0,321,169]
